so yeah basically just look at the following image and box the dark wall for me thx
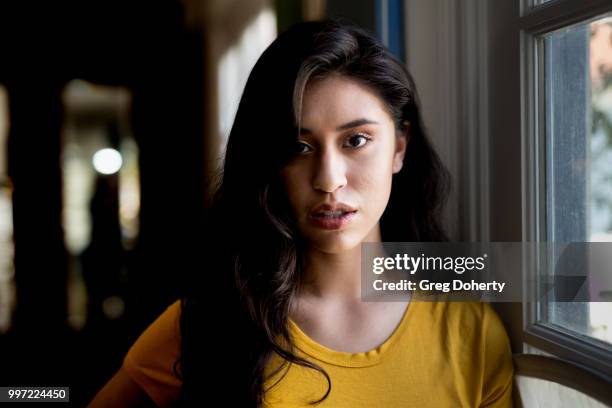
[0,1,207,405]
[326,0,377,34]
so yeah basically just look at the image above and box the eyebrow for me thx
[299,118,379,135]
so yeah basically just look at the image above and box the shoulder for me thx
[122,299,183,407]
[424,301,512,356]
[125,300,182,365]
[430,301,513,406]
[423,301,502,331]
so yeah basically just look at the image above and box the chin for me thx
[306,230,364,254]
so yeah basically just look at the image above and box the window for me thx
[541,14,612,345]
[522,0,612,376]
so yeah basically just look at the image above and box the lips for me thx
[308,202,358,230]
[310,202,358,217]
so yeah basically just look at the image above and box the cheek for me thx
[354,169,392,198]
[349,154,394,212]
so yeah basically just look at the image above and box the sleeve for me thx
[122,300,183,407]
[479,303,514,408]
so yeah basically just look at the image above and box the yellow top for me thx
[122,301,182,407]
[123,300,514,407]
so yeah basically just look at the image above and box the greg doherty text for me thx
[373,279,506,293]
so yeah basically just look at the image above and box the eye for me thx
[294,141,312,154]
[344,133,372,148]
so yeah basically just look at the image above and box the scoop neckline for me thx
[287,299,414,368]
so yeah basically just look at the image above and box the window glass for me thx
[541,14,612,345]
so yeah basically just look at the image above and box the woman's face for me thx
[280,74,408,254]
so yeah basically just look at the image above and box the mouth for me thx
[312,210,356,217]
[310,202,358,215]
[309,210,358,230]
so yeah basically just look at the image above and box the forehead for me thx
[300,74,393,128]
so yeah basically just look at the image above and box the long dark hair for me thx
[178,19,451,407]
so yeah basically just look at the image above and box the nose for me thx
[312,147,347,193]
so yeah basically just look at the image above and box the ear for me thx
[392,121,410,174]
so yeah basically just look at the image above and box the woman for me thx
[89,20,513,407]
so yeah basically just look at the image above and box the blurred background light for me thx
[92,148,123,175]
